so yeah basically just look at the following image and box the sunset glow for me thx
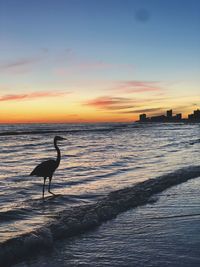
[0,0,199,123]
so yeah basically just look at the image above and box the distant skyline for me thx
[138,108,200,122]
[0,0,199,123]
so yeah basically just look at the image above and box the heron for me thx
[30,136,65,198]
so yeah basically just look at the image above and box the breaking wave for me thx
[1,165,200,267]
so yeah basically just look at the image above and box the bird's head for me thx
[54,136,65,142]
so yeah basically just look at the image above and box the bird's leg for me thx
[48,177,55,195]
[43,178,46,199]
[43,177,46,199]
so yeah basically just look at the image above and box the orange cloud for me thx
[84,96,136,110]
[119,107,164,114]
[0,91,70,102]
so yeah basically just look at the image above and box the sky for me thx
[0,0,199,123]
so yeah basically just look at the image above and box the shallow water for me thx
[0,122,200,243]
[15,177,200,267]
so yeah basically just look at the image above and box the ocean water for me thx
[0,122,200,264]
[15,177,200,267]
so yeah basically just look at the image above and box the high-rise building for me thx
[194,109,200,118]
[166,109,172,118]
[188,114,194,120]
[138,108,200,123]
[139,113,147,122]
[188,109,200,121]
[176,113,182,120]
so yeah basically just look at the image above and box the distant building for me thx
[150,115,166,122]
[138,108,199,123]
[194,109,200,119]
[166,109,172,118]
[139,113,147,122]
[188,114,193,120]
[175,113,182,120]
[188,109,200,122]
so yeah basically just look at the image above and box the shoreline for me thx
[1,165,200,266]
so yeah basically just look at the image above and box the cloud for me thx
[113,80,162,94]
[0,49,48,74]
[68,114,79,117]
[120,107,163,114]
[0,58,37,69]
[0,91,70,102]
[84,96,136,110]
[0,57,41,74]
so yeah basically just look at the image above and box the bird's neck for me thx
[54,140,61,167]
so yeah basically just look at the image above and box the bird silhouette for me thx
[30,136,65,198]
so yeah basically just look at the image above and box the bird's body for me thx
[30,159,57,178]
[30,136,65,198]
